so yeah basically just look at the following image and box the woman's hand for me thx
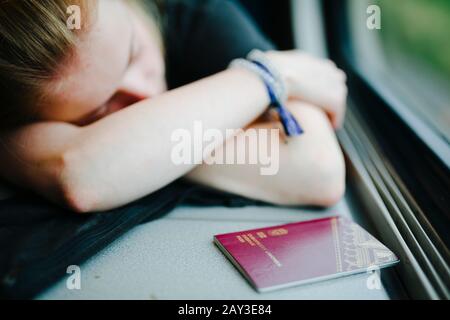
[265,50,348,129]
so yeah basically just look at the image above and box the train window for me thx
[322,0,450,299]
[347,0,450,159]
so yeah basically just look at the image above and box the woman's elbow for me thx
[56,151,101,214]
[308,148,346,207]
[312,159,346,207]
[60,184,97,214]
[280,146,346,207]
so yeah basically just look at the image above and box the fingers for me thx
[315,59,348,129]
[266,50,348,129]
[303,75,347,129]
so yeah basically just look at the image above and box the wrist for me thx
[226,68,271,106]
[263,52,293,98]
[228,51,303,136]
[247,50,287,102]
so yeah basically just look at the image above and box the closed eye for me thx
[74,20,138,127]
[73,103,110,126]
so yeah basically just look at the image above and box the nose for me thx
[118,68,153,102]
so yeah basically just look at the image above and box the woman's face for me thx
[40,0,166,126]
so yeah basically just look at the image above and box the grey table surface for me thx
[37,194,400,300]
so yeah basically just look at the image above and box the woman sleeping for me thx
[0,0,347,213]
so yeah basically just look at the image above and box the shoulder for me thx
[162,0,250,38]
[163,0,241,17]
[163,0,275,88]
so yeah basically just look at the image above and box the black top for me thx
[0,0,275,299]
[163,0,275,89]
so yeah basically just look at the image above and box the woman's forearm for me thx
[61,68,270,211]
[186,102,346,207]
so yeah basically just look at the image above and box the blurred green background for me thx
[376,0,450,80]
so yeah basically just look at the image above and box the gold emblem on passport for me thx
[257,232,267,239]
[268,228,288,236]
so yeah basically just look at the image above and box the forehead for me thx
[41,0,132,122]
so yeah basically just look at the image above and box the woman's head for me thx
[0,0,166,127]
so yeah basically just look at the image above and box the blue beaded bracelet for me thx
[248,60,304,137]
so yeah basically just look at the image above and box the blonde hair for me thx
[0,0,162,127]
[0,0,97,126]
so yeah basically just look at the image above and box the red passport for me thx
[214,216,399,292]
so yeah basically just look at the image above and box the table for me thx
[38,192,404,300]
